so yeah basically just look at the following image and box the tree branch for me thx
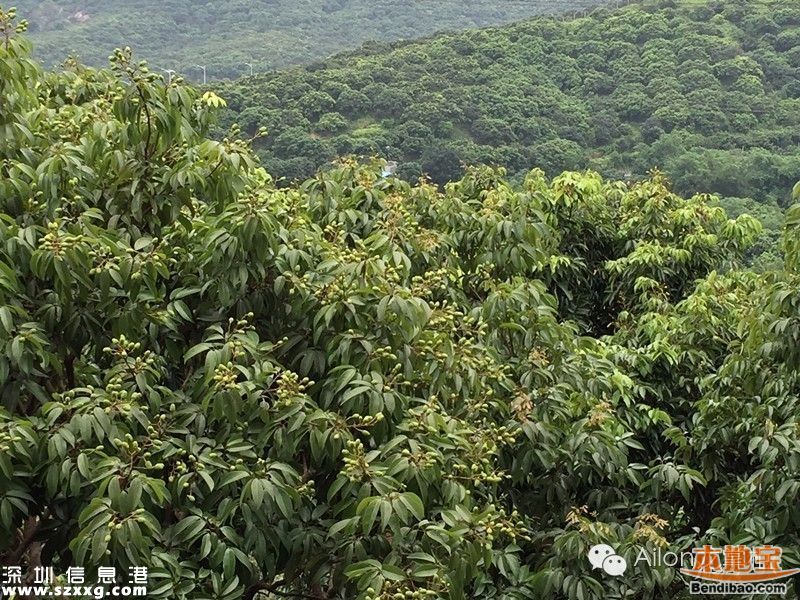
[4,510,49,565]
[137,84,153,161]
[243,578,326,600]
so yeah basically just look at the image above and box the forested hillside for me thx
[218,0,799,266]
[4,7,800,599]
[14,0,610,78]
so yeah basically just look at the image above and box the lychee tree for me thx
[2,8,800,600]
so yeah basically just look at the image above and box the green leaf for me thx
[0,306,13,333]
[357,497,380,534]
[184,342,213,362]
[399,492,424,521]
[173,515,206,545]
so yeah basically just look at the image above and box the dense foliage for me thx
[217,0,799,266]
[3,9,800,600]
[13,0,610,80]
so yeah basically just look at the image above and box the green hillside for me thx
[217,0,799,266]
[14,0,610,79]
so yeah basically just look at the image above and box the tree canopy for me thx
[216,0,798,265]
[2,7,800,600]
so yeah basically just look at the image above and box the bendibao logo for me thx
[588,542,800,596]
[678,544,799,596]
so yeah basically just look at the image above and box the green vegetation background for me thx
[15,0,796,265]
[4,4,800,599]
[15,0,610,77]
[214,0,798,267]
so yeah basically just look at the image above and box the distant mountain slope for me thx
[215,0,799,266]
[15,0,611,79]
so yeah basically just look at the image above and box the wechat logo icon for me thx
[588,544,627,576]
